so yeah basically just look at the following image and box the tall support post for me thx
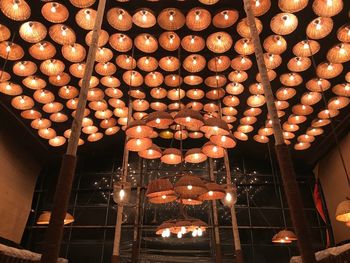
[131,158,144,262]
[208,158,222,263]
[242,1,317,262]
[111,103,133,263]
[40,1,106,262]
[223,151,244,263]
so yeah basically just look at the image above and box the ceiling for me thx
[0,0,349,166]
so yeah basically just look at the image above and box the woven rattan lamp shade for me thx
[181,35,205,53]
[301,92,322,105]
[337,24,350,43]
[327,43,350,64]
[288,114,307,124]
[198,183,225,201]
[237,17,263,38]
[201,142,224,158]
[228,70,248,83]
[38,128,56,140]
[235,38,254,55]
[138,144,162,159]
[206,32,232,53]
[137,56,158,72]
[247,94,265,107]
[207,56,231,72]
[210,133,236,148]
[86,29,109,47]
[41,2,69,23]
[31,118,51,130]
[49,73,71,87]
[1,0,31,21]
[95,47,113,63]
[213,10,239,28]
[105,126,120,136]
[22,76,46,90]
[0,82,22,96]
[263,53,282,69]
[29,41,56,61]
[109,33,132,52]
[280,73,303,86]
[174,109,204,130]
[107,8,132,31]
[125,138,152,152]
[49,24,76,45]
[316,62,343,79]
[133,8,156,28]
[174,175,207,196]
[185,148,207,163]
[293,40,320,57]
[134,33,158,53]
[183,54,206,73]
[62,43,86,63]
[159,56,180,72]
[312,0,343,17]
[270,13,298,35]
[0,41,24,61]
[278,0,308,13]
[306,78,331,92]
[161,148,182,165]
[116,55,136,70]
[146,178,175,199]
[328,96,350,110]
[37,211,74,225]
[0,24,10,42]
[19,21,47,43]
[11,95,34,110]
[186,8,211,31]
[332,83,350,97]
[307,17,333,40]
[287,57,311,72]
[157,8,185,30]
[75,8,96,30]
[263,35,287,55]
[13,61,37,77]
[159,31,180,51]
[70,0,95,8]
[125,120,153,139]
[48,136,66,147]
[292,104,314,115]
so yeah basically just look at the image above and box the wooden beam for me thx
[39,1,107,262]
[208,158,223,263]
[242,1,316,262]
[223,150,244,263]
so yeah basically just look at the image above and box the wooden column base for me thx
[215,243,222,263]
[235,249,244,263]
[111,255,121,263]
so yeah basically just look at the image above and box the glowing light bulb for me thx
[177,232,182,238]
[5,83,11,90]
[5,45,11,53]
[192,229,198,237]
[186,116,191,122]
[136,126,142,133]
[162,231,166,237]
[225,192,232,202]
[118,10,124,21]
[208,191,213,196]
[212,146,218,153]
[221,136,226,142]
[197,228,203,236]
[142,11,147,22]
[190,36,195,44]
[136,139,141,146]
[181,226,186,234]
[161,195,166,199]
[255,0,260,7]
[195,14,200,21]
[327,64,333,71]
[50,3,57,13]
[119,189,125,200]
[169,14,174,21]
[223,11,229,20]
[187,185,193,190]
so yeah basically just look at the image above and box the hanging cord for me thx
[306,38,350,188]
[268,142,288,230]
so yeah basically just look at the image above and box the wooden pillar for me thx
[131,158,144,262]
[111,103,132,263]
[223,151,244,263]
[242,1,316,262]
[40,1,106,262]
[208,158,223,263]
